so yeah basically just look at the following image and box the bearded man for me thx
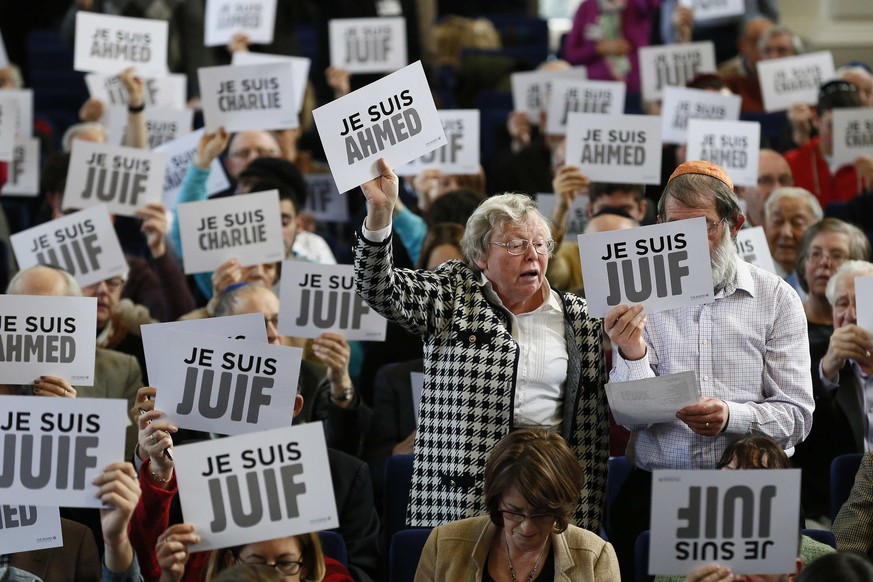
[602,161,815,578]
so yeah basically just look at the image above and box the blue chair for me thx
[634,530,653,582]
[802,528,836,549]
[384,453,414,547]
[317,530,348,566]
[603,456,633,540]
[831,453,864,520]
[389,528,432,582]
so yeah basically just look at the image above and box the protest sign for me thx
[2,138,40,196]
[0,295,97,385]
[173,422,337,551]
[231,52,310,114]
[329,17,407,74]
[10,205,128,288]
[510,67,587,123]
[758,51,835,113]
[150,328,302,435]
[577,217,713,317]
[679,0,744,20]
[0,95,17,162]
[0,396,127,507]
[660,86,742,145]
[565,113,662,185]
[142,313,268,389]
[278,262,388,341]
[856,275,873,335]
[410,371,423,425]
[303,174,349,223]
[74,12,169,76]
[312,61,446,193]
[0,506,63,555]
[536,193,590,238]
[63,140,167,217]
[198,62,298,132]
[85,72,187,110]
[153,129,231,210]
[177,189,284,274]
[105,105,193,148]
[685,119,761,186]
[204,0,278,47]
[734,226,776,274]
[395,109,480,176]
[0,28,8,68]
[606,371,699,425]
[639,42,717,102]
[546,79,626,135]
[833,107,873,167]
[649,469,801,575]
[0,89,33,140]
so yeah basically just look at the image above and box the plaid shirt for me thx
[833,452,873,557]
[611,259,814,470]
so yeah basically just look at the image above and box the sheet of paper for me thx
[153,129,231,210]
[639,41,716,102]
[679,0,744,20]
[832,107,873,168]
[395,109,480,176]
[85,72,186,110]
[105,104,193,149]
[1,138,40,196]
[410,371,423,426]
[0,506,63,555]
[685,118,761,186]
[545,79,626,135]
[204,0,278,47]
[606,370,700,425]
[660,86,741,145]
[734,226,776,274]
[328,17,408,74]
[0,96,17,162]
[74,12,169,76]
[536,193,590,238]
[510,67,587,123]
[856,275,873,334]
[231,51,310,114]
[758,51,835,113]
[302,174,349,223]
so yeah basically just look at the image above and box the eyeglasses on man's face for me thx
[490,239,556,256]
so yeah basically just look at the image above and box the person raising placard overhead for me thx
[354,158,607,531]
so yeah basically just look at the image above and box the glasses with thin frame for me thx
[498,508,555,526]
[235,556,304,576]
[490,239,556,256]
[705,218,727,233]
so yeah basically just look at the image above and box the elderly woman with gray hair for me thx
[355,158,607,531]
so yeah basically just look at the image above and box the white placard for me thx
[546,79,626,135]
[685,119,761,186]
[278,262,388,341]
[198,62,298,132]
[856,275,873,334]
[2,138,40,196]
[85,72,187,110]
[105,105,193,149]
[153,129,231,210]
[204,0,278,47]
[63,140,167,217]
[650,469,801,575]
[231,52,310,114]
[312,61,446,193]
[510,67,587,123]
[173,423,338,552]
[395,109,480,176]
[0,96,18,162]
[577,217,714,317]
[328,17,408,74]
[734,227,776,274]
[758,52,835,113]
[565,113,663,185]
[303,174,349,223]
[0,295,97,385]
[410,371,423,426]
[0,28,8,68]
[10,205,128,288]
[679,0,745,21]
[536,193,590,238]
[74,12,169,76]
[660,86,742,145]
[0,506,63,555]
[832,108,873,168]
[606,371,700,425]
[0,396,127,507]
[639,42,717,103]
[177,189,284,274]
[150,329,302,435]
[1,89,33,140]
[142,313,268,389]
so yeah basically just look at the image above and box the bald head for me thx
[584,213,639,234]
[7,265,82,297]
[739,17,774,68]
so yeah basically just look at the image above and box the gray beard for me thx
[711,226,738,292]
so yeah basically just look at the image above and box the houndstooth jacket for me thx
[355,233,608,531]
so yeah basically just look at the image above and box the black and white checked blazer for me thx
[355,233,608,531]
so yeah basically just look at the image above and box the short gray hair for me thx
[461,193,551,271]
[658,173,743,226]
[213,282,272,318]
[795,218,871,293]
[825,260,873,305]
[61,122,108,153]
[764,187,823,222]
[7,264,82,296]
[757,25,803,55]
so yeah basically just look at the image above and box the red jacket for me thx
[784,137,866,207]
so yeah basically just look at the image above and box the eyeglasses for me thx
[230,147,279,159]
[757,175,793,188]
[498,509,555,526]
[236,556,304,576]
[808,249,849,265]
[705,218,727,233]
[490,239,556,256]
[85,277,125,292]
